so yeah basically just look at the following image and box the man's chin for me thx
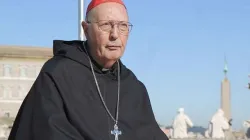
[105,51,122,59]
[102,55,121,68]
[103,55,121,62]
[106,56,121,61]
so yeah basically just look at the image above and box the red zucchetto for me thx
[86,0,126,14]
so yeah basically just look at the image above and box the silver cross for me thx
[111,124,122,140]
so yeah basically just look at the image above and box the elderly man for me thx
[8,0,168,140]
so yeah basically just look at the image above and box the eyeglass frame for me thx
[86,20,133,35]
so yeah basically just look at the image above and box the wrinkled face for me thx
[83,2,130,62]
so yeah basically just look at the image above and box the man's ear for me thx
[82,21,88,37]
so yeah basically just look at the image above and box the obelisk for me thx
[221,59,231,120]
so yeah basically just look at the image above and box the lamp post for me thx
[78,0,85,40]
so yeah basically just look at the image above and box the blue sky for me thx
[1,0,250,129]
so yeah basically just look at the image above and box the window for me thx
[3,64,11,77]
[11,86,20,99]
[19,65,27,77]
[0,85,4,99]
[4,86,12,99]
[4,112,10,118]
[18,85,26,98]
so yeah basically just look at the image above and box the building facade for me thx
[0,45,52,118]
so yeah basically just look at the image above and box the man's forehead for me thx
[89,3,128,21]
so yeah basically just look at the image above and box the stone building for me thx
[0,45,52,118]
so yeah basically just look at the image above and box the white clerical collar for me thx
[102,68,110,72]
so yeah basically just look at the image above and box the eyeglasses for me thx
[87,20,133,35]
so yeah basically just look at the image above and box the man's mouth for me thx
[106,46,120,50]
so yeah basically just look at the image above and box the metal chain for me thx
[83,46,120,125]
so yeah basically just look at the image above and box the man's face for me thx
[83,2,130,62]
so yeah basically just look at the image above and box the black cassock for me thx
[8,40,168,140]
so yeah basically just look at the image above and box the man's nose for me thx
[109,26,119,40]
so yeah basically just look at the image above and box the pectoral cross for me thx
[111,124,122,140]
